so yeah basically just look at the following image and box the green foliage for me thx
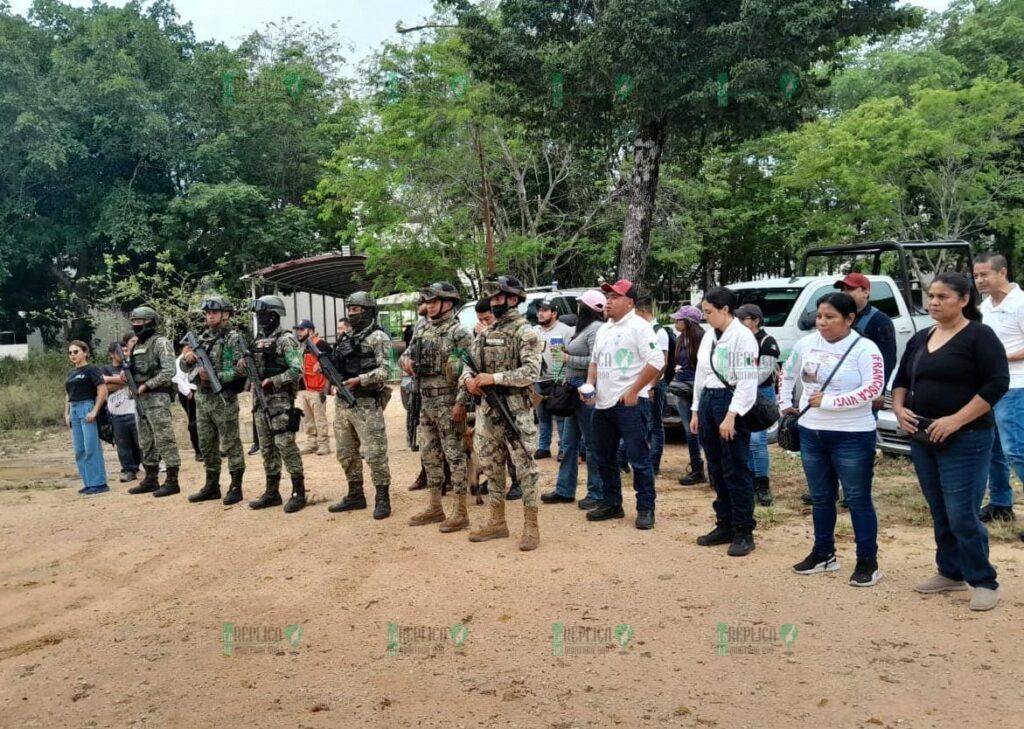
[0,352,68,428]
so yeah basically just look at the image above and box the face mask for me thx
[349,311,374,331]
[490,304,509,319]
[257,312,280,336]
[132,322,156,341]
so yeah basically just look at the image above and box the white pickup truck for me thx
[724,241,975,454]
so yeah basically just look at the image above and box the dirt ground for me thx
[1,396,1022,729]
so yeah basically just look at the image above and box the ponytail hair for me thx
[933,272,981,321]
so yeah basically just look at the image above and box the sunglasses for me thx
[68,349,82,355]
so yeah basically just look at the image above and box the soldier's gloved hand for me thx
[452,403,467,423]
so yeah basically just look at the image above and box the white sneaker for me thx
[969,587,999,611]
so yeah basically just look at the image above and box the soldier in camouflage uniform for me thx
[184,296,248,506]
[461,276,543,550]
[245,295,307,514]
[327,291,393,520]
[124,306,182,498]
[403,283,474,532]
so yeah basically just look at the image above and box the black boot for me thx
[222,471,245,505]
[373,484,392,520]
[728,531,756,557]
[249,474,283,509]
[129,466,160,495]
[678,465,707,486]
[754,476,773,507]
[696,524,734,546]
[506,481,523,501]
[189,471,222,503]
[328,483,367,512]
[283,474,306,513]
[153,467,180,497]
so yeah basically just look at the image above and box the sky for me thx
[8,0,954,71]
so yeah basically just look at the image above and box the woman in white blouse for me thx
[779,292,885,587]
[690,287,760,557]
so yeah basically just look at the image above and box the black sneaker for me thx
[586,504,625,521]
[540,490,574,504]
[792,550,839,575]
[696,525,733,546]
[979,503,1016,522]
[727,533,755,557]
[678,467,706,486]
[849,559,881,587]
[248,444,260,455]
[800,491,813,506]
[577,497,600,510]
[533,449,552,460]
[635,510,655,530]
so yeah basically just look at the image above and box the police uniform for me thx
[125,306,182,498]
[462,276,543,550]
[406,283,474,531]
[327,291,393,520]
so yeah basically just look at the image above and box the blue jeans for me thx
[910,428,998,590]
[536,385,566,453]
[110,412,141,474]
[799,427,878,559]
[675,395,703,470]
[592,403,655,511]
[70,400,108,488]
[554,378,602,500]
[747,384,775,478]
[990,389,1024,507]
[649,381,667,472]
[698,389,754,532]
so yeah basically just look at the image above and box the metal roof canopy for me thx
[240,252,372,298]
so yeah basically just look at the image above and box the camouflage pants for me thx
[254,394,303,477]
[138,392,181,468]
[475,404,538,507]
[334,396,390,489]
[196,391,244,475]
[419,396,467,494]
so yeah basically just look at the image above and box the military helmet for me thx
[420,281,461,304]
[129,305,160,323]
[200,295,235,313]
[347,291,377,309]
[482,275,526,299]
[251,295,286,316]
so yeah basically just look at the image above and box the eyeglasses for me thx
[67,349,82,355]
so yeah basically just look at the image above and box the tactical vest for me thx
[477,316,527,385]
[131,335,169,390]
[414,319,455,378]
[335,326,382,379]
[253,331,288,378]
[200,327,245,394]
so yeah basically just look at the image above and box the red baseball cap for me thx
[834,272,871,291]
[600,278,638,300]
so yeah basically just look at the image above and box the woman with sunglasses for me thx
[64,340,110,495]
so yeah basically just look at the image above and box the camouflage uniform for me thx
[251,327,304,478]
[406,296,473,531]
[132,334,181,470]
[328,315,393,517]
[462,276,543,550]
[194,325,247,476]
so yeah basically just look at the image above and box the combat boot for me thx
[408,467,427,491]
[153,467,180,497]
[222,470,245,506]
[468,499,510,542]
[129,466,160,495]
[328,483,367,512]
[519,505,540,551]
[249,474,283,510]
[189,471,222,503]
[283,474,306,513]
[373,485,391,520]
[299,442,317,455]
[409,487,445,526]
[439,492,470,533]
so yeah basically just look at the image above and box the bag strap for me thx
[853,306,878,335]
[792,334,863,421]
[708,339,734,392]
[907,328,934,409]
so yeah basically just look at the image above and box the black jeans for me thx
[110,412,142,474]
[178,392,200,454]
[698,389,755,533]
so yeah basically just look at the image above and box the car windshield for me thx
[732,288,804,327]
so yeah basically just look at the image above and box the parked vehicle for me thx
[456,287,586,330]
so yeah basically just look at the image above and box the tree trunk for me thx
[618,116,668,283]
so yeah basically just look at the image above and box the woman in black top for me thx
[64,340,110,495]
[892,273,1008,612]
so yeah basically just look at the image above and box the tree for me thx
[443,0,919,283]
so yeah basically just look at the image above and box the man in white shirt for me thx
[533,300,574,460]
[585,279,664,529]
[975,253,1024,522]
[102,340,142,482]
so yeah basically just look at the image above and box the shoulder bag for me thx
[709,340,780,432]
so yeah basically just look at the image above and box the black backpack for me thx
[652,323,677,386]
